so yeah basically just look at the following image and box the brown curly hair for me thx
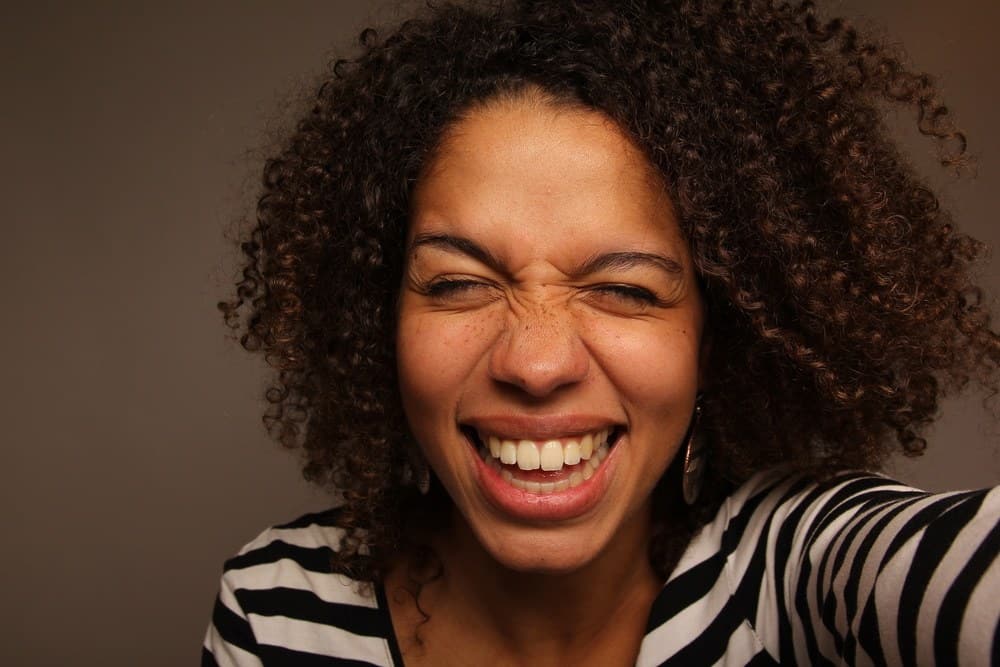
[221,0,1000,581]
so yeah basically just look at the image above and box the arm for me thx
[771,474,999,665]
[202,568,264,667]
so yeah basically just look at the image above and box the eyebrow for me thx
[575,250,683,277]
[410,233,508,276]
[409,233,684,278]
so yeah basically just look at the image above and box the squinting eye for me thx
[424,279,490,298]
[592,284,663,306]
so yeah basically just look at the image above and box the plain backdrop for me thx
[2,1,997,665]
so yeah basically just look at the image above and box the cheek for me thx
[396,308,499,411]
[583,317,702,403]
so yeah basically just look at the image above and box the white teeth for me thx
[500,441,517,465]
[539,440,564,471]
[516,440,540,471]
[476,428,618,494]
[563,441,581,465]
[480,428,614,466]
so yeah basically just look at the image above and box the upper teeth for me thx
[482,429,612,472]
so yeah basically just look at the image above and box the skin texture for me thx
[392,95,705,666]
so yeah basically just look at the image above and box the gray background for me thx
[1,1,997,665]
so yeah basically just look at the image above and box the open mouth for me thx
[461,425,624,495]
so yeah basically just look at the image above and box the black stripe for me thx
[729,480,808,628]
[226,540,335,574]
[660,478,812,665]
[933,500,998,665]
[276,507,345,530]
[655,594,750,666]
[799,475,893,549]
[647,474,796,632]
[235,587,387,638]
[854,493,969,667]
[880,492,979,566]
[837,494,920,664]
[898,493,986,666]
[257,643,381,666]
[993,604,1000,666]
[376,581,405,667]
[856,596,888,667]
[210,595,259,656]
[805,479,910,662]
[646,551,726,633]
[822,490,919,661]
[785,478,878,665]
[821,496,886,658]
[744,648,781,665]
[201,647,220,667]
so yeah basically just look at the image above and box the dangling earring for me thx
[681,400,705,506]
[402,449,431,495]
[415,455,430,495]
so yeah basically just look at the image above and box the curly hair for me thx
[221,0,1000,581]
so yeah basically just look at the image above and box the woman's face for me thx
[397,97,707,574]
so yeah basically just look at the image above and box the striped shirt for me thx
[203,471,1000,665]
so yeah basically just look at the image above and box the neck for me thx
[396,505,661,665]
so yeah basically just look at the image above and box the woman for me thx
[204,1,1000,664]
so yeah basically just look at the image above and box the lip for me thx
[461,414,622,440]
[466,427,622,522]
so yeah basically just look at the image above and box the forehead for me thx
[409,98,689,266]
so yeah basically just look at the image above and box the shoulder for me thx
[219,506,380,612]
[204,508,399,667]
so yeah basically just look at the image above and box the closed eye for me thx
[423,278,492,298]
[591,284,668,307]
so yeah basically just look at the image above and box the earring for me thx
[415,456,430,495]
[681,402,705,506]
[401,451,431,495]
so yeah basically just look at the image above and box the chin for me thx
[473,523,615,575]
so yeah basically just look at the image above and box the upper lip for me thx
[461,415,622,440]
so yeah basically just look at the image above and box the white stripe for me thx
[825,494,909,657]
[718,620,765,666]
[915,492,1000,666]
[249,613,393,666]
[237,522,347,556]
[203,624,263,667]
[842,493,942,660]
[225,558,378,608]
[217,575,245,619]
[958,546,1000,666]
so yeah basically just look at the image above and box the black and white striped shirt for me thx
[203,471,1000,665]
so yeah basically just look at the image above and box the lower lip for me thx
[471,437,619,522]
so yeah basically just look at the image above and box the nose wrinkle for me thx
[488,304,589,396]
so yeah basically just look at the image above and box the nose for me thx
[487,304,589,397]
